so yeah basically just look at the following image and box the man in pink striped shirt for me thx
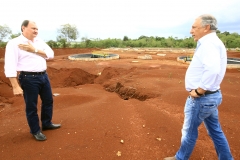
[4,20,61,141]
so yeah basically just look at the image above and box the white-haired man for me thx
[164,14,233,160]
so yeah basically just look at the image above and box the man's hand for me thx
[189,90,200,98]
[13,86,23,96]
[18,41,35,53]
[9,78,23,96]
[189,88,206,98]
[18,42,47,58]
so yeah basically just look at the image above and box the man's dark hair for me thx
[21,20,29,32]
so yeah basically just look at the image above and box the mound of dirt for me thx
[47,67,97,87]
[0,48,240,160]
[95,67,161,101]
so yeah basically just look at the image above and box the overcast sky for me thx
[1,0,240,41]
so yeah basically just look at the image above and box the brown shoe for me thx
[163,156,176,160]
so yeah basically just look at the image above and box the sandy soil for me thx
[0,48,240,160]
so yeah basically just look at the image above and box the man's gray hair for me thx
[199,14,218,31]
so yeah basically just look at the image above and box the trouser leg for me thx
[19,74,41,134]
[204,109,233,159]
[40,74,53,127]
[176,96,202,160]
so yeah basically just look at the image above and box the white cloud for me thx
[1,0,239,40]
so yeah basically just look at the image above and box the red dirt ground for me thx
[0,48,240,160]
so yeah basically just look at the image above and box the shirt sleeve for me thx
[199,43,221,90]
[4,40,19,77]
[40,40,54,59]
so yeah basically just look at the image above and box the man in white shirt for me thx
[164,15,233,160]
[4,20,61,141]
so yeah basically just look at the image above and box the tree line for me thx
[0,24,240,49]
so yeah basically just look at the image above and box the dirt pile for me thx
[0,48,240,159]
[95,67,161,101]
[47,67,97,87]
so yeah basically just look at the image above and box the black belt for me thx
[20,71,46,75]
[189,89,219,96]
[204,90,219,95]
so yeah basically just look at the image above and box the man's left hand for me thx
[189,90,200,98]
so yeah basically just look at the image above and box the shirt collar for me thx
[20,34,39,43]
[198,32,217,45]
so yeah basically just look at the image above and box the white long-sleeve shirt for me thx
[4,35,54,77]
[185,32,227,91]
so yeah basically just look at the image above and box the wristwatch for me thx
[195,89,203,96]
[34,48,38,53]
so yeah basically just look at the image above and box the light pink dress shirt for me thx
[4,35,54,77]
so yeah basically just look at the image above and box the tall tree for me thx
[0,25,12,42]
[123,36,129,41]
[57,24,79,42]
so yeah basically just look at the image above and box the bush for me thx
[46,40,58,48]
[0,42,7,48]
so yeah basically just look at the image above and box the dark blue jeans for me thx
[19,73,53,134]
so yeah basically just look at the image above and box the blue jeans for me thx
[175,90,233,160]
[19,73,53,134]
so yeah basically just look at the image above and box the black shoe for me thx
[42,123,61,131]
[33,132,47,141]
